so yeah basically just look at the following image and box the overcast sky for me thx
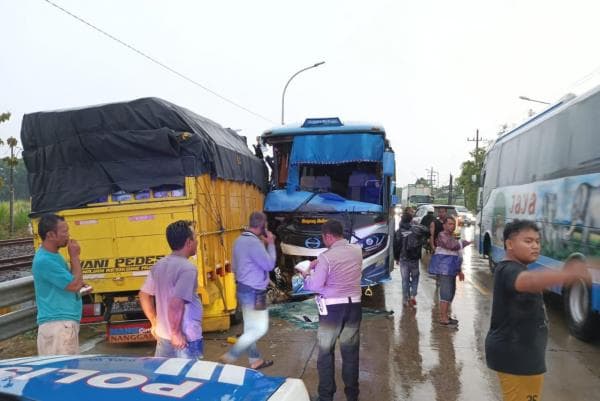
[2,0,600,186]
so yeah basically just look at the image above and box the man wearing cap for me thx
[302,219,363,401]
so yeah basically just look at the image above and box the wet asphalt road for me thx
[84,227,600,400]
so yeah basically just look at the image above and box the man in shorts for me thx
[430,216,471,325]
[485,219,590,401]
[32,214,85,355]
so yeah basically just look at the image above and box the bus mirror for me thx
[383,151,395,176]
[477,188,483,211]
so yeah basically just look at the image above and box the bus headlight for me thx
[358,233,387,258]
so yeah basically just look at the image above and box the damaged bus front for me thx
[260,118,397,295]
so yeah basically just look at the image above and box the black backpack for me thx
[394,224,428,260]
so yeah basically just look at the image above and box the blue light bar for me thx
[301,117,343,128]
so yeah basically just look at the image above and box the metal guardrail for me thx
[0,276,37,341]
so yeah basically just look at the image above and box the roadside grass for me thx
[0,200,31,239]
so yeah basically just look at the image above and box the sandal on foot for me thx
[439,320,457,326]
[448,317,459,324]
[252,359,274,370]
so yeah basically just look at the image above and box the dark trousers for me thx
[317,302,362,401]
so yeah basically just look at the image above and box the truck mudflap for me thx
[107,320,154,344]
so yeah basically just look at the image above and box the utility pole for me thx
[467,129,489,168]
[6,137,18,235]
[448,174,453,204]
[426,167,437,189]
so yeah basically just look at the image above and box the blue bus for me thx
[260,118,397,295]
[476,88,600,341]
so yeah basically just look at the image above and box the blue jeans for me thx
[317,302,362,401]
[155,337,204,359]
[399,258,420,302]
[225,305,269,364]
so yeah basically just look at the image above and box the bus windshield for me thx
[298,162,382,205]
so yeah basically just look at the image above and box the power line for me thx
[42,0,275,124]
[569,64,600,90]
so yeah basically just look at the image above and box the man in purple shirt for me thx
[303,219,362,401]
[221,211,276,370]
[139,220,203,358]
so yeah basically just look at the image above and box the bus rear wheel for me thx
[563,279,599,342]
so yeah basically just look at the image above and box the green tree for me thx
[0,112,30,201]
[0,111,11,190]
[0,158,29,200]
[457,148,487,210]
[415,177,429,186]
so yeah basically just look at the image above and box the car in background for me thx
[455,206,475,226]
[0,355,309,401]
[413,204,462,237]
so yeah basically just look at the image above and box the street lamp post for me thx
[518,95,551,105]
[281,61,325,125]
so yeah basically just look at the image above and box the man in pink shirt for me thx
[302,219,362,401]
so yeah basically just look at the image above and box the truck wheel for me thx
[563,279,599,342]
[484,236,496,273]
[230,305,243,326]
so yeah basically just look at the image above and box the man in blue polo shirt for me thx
[221,211,276,370]
[32,214,84,355]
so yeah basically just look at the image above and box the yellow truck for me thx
[22,98,267,342]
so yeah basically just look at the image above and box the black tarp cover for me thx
[21,97,267,214]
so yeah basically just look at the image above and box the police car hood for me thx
[0,355,303,401]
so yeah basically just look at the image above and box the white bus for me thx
[476,87,600,341]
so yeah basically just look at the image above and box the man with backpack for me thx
[394,211,428,307]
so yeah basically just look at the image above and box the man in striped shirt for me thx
[303,219,362,401]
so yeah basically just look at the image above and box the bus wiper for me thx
[292,191,321,213]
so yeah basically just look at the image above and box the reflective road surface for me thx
[85,227,600,401]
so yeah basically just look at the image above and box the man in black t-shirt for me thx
[429,207,446,250]
[485,220,589,401]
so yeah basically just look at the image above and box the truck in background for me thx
[400,184,434,208]
[22,98,267,343]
